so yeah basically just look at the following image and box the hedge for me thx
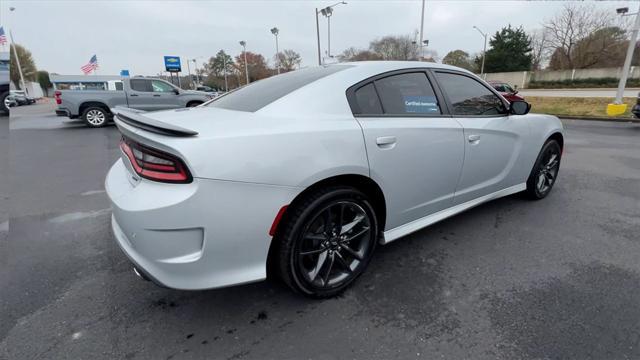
[527,77,640,89]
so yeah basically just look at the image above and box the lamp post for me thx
[191,59,200,86]
[473,26,488,77]
[315,2,346,65]
[8,7,27,94]
[611,6,640,109]
[419,0,426,59]
[239,41,249,85]
[222,50,229,92]
[271,27,280,74]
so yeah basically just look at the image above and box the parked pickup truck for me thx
[0,51,9,115]
[55,77,214,127]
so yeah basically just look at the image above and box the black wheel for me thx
[187,101,202,107]
[0,91,9,115]
[276,186,378,298]
[525,139,561,199]
[82,106,109,128]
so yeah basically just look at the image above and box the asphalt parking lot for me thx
[1,102,639,360]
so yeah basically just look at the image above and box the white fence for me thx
[479,67,640,89]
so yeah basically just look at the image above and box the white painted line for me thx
[80,190,106,196]
[49,209,111,224]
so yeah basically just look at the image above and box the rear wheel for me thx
[275,186,378,298]
[525,139,561,199]
[82,106,109,128]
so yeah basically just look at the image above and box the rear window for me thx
[207,65,351,112]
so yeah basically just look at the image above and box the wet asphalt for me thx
[1,103,639,360]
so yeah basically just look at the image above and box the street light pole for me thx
[473,26,488,77]
[240,41,249,85]
[315,8,322,65]
[222,51,229,92]
[271,27,280,74]
[419,0,426,59]
[614,5,640,105]
[8,7,27,94]
[186,58,192,89]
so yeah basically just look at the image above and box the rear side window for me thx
[354,83,382,115]
[151,80,175,93]
[375,72,440,115]
[435,72,506,116]
[208,65,351,112]
[130,79,151,92]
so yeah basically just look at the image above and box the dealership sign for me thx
[164,56,182,72]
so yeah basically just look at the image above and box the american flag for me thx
[0,27,7,46]
[81,55,99,74]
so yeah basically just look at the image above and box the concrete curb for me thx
[557,115,640,123]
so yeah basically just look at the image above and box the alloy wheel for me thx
[536,146,560,194]
[295,201,373,289]
[86,109,106,126]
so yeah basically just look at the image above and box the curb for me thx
[557,115,640,123]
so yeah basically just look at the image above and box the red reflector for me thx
[269,206,288,236]
[120,137,192,183]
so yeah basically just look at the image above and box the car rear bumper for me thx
[106,159,300,290]
[55,108,71,117]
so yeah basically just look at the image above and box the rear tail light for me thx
[54,91,61,105]
[120,136,192,183]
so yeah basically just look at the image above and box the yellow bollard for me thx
[606,103,627,116]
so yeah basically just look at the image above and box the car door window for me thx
[151,80,175,93]
[493,84,506,92]
[130,79,152,92]
[375,72,440,115]
[354,83,383,115]
[436,72,506,116]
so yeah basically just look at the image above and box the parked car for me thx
[106,62,563,298]
[632,92,640,119]
[196,85,219,97]
[55,78,214,127]
[0,51,10,114]
[488,81,525,102]
[10,90,31,105]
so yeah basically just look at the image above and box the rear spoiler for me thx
[112,107,198,137]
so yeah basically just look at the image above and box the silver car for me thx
[106,61,563,298]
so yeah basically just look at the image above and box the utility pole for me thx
[222,51,229,92]
[614,5,640,105]
[473,26,488,77]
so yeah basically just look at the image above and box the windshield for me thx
[207,65,351,112]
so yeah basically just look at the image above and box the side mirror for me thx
[513,90,519,95]
[173,89,180,95]
[510,101,530,115]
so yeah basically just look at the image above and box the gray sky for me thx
[1,0,636,75]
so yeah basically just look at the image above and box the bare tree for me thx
[369,34,420,61]
[543,4,615,69]
[337,47,382,62]
[275,49,302,72]
[530,29,551,70]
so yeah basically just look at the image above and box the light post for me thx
[239,41,249,85]
[315,2,346,65]
[419,0,426,59]
[271,27,280,74]
[473,26,488,77]
[191,59,200,86]
[607,5,640,116]
[8,7,27,94]
[185,58,193,89]
[222,50,229,92]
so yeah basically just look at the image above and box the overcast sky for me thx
[0,0,636,76]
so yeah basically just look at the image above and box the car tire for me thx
[0,91,9,115]
[525,139,562,200]
[82,106,110,128]
[187,101,202,107]
[275,186,378,298]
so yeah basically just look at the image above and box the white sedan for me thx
[106,61,563,298]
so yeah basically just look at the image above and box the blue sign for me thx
[120,70,130,77]
[164,56,182,72]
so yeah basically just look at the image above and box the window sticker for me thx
[404,96,439,114]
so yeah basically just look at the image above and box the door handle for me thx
[376,136,397,149]
[468,134,481,144]
[153,94,161,97]
[129,94,139,97]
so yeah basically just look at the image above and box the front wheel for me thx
[525,139,562,199]
[275,186,378,298]
[82,107,109,128]
[0,92,9,114]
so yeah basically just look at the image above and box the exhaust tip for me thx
[133,267,151,282]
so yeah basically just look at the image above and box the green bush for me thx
[527,77,640,89]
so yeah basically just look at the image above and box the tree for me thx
[530,29,551,70]
[36,70,52,96]
[543,4,615,70]
[571,27,628,68]
[10,44,37,89]
[205,50,234,77]
[369,34,419,60]
[235,51,270,84]
[338,47,382,62]
[483,25,533,72]
[442,50,474,71]
[275,49,302,72]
